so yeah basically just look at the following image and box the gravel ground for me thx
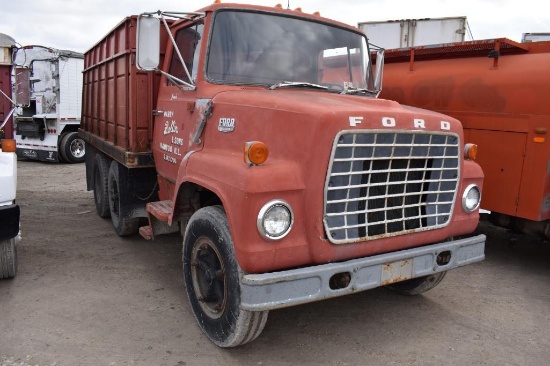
[1,160,549,366]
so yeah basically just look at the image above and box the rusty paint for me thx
[380,259,413,285]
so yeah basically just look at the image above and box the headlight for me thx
[257,200,294,240]
[462,184,481,212]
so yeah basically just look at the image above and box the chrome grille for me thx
[324,131,460,244]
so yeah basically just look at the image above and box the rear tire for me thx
[60,132,86,163]
[108,161,139,236]
[183,206,268,347]
[0,237,18,279]
[57,133,68,163]
[93,153,111,218]
[386,271,447,296]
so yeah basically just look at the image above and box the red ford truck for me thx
[80,3,486,347]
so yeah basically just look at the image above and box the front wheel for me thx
[0,237,18,279]
[386,271,447,296]
[182,206,268,347]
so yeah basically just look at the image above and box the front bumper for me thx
[240,234,485,311]
[0,204,20,241]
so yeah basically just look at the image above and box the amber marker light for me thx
[464,143,478,160]
[534,137,545,143]
[245,141,269,165]
[1,139,16,152]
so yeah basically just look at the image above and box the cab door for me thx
[153,23,204,192]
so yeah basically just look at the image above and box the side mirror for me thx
[136,16,160,71]
[373,49,384,95]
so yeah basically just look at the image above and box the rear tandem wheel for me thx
[107,160,139,236]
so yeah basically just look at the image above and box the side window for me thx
[168,23,204,86]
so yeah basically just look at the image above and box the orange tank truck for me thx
[381,39,550,238]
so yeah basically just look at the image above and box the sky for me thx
[1,0,549,53]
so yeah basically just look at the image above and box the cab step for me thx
[139,200,178,240]
[139,225,154,240]
[146,200,173,221]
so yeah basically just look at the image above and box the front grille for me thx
[324,131,459,244]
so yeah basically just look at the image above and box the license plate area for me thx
[381,259,413,285]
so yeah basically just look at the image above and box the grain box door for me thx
[468,129,527,216]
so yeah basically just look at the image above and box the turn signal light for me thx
[464,143,478,160]
[245,141,269,165]
[1,139,16,152]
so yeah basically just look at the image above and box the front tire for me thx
[0,237,18,279]
[183,206,268,347]
[386,271,447,296]
[59,132,86,163]
[108,161,139,236]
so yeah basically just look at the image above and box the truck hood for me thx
[210,88,463,135]
[202,88,464,192]
[187,88,472,272]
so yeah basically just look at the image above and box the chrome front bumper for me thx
[240,234,485,311]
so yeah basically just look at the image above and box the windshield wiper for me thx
[269,81,328,90]
[340,87,377,96]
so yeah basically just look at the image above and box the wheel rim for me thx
[191,236,227,319]
[70,138,85,158]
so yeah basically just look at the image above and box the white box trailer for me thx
[358,17,467,49]
[12,46,85,163]
[522,33,550,42]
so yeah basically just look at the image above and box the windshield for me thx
[206,10,374,92]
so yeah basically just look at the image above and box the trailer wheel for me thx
[60,132,86,163]
[183,206,268,347]
[108,161,139,236]
[386,271,447,296]
[0,237,18,279]
[93,153,111,218]
[57,133,68,163]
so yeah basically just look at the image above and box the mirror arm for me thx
[0,108,14,130]
[160,15,194,86]
[158,70,195,90]
[0,88,15,105]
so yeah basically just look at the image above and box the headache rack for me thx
[324,130,460,244]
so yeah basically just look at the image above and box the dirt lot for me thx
[1,160,549,366]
